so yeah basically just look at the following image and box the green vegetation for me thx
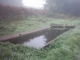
[0,2,80,60]
[0,17,54,37]
[1,16,80,37]
[45,0,80,16]
[0,17,80,60]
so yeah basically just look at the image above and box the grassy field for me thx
[0,17,79,37]
[0,17,80,60]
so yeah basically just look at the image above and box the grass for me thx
[0,17,53,37]
[0,17,80,60]
[0,17,80,37]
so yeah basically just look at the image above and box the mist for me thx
[0,0,80,60]
[45,0,80,16]
[0,0,23,6]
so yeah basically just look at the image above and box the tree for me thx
[45,0,80,16]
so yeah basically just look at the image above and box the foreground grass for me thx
[0,26,80,60]
[0,17,80,60]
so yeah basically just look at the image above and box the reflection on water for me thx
[24,35,46,49]
[6,28,70,49]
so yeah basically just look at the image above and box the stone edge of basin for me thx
[0,26,75,42]
[40,38,57,49]
[40,26,75,49]
[0,26,50,41]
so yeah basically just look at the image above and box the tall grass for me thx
[0,18,80,60]
[0,26,80,60]
[0,3,80,60]
[0,17,80,37]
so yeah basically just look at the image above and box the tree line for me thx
[45,0,80,16]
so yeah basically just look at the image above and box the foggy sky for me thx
[0,0,23,6]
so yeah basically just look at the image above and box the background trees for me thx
[45,0,80,16]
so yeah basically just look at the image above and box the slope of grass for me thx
[0,17,80,60]
[0,17,80,37]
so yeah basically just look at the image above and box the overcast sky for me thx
[0,0,45,8]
